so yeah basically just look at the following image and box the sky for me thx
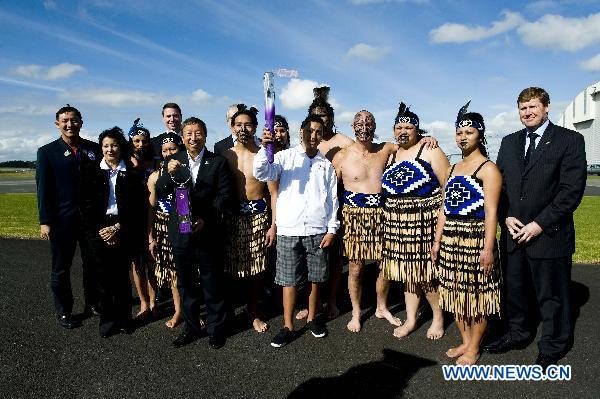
[0,0,599,162]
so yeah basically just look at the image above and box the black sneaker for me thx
[271,327,294,348]
[306,320,327,338]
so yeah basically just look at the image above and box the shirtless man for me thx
[222,105,277,333]
[332,111,401,332]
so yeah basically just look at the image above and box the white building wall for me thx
[557,81,600,165]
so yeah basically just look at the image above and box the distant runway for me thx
[0,179,36,194]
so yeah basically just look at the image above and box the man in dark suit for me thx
[213,104,239,155]
[151,102,183,162]
[36,105,102,329]
[484,87,587,368]
[156,116,233,349]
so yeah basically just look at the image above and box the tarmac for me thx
[1,238,599,398]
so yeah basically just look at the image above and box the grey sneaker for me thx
[306,321,327,338]
[271,327,294,348]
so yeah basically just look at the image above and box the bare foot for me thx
[295,309,308,320]
[165,314,182,329]
[347,313,362,333]
[326,303,340,320]
[456,351,481,365]
[135,306,150,319]
[375,308,402,327]
[426,318,445,340]
[446,344,468,359]
[393,320,416,338]
[252,318,269,333]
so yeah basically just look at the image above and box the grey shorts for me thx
[275,234,329,287]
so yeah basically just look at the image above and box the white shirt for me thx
[253,145,339,236]
[187,148,205,187]
[524,118,549,154]
[100,159,127,216]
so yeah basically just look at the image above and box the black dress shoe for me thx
[208,334,225,350]
[58,314,81,329]
[536,353,559,371]
[84,305,101,317]
[482,336,528,354]
[172,331,198,348]
[118,321,135,335]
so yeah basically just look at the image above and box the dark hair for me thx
[517,87,550,107]
[98,127,128,161]
[56,104,82,121]
[457,112,488,157]
[301,114,325,131]
[274,115,289,130]
[181,117,207,135]
[162,102,182,116]
[308,86,334,119]
[230,104,259,127]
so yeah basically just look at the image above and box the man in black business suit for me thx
[485,87,587,368]
[156,116,233,349]
[36,105,102,329]
[151,102,183,163]
[213,104,239,156]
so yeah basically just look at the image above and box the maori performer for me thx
[332,110,400,333]
[147,133,184,328]
[381,103,449,340]
[222,104,277,333]
[431,103,502,365]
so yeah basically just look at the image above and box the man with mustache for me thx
[332,111,402,333]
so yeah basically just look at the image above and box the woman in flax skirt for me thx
[431,103,502,365]
[380,102,450,340]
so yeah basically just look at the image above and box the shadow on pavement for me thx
[288,349,437,399]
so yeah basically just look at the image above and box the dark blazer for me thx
[79,159,147,253]
[213,135,234,156]
[496,122,586,258]
[36,137,101,227]
[155,149,233,249]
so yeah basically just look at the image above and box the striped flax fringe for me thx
[437,218,502,320]
[342,206,383,262]
[224,210,269,278]
[154,211,177,288]
[380,193,441,293]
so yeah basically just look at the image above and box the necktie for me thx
[524,132,539,166]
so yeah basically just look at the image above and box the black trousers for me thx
[89,225,132,336]
[174,243,226,337]
[49,220,99,316]
[505,249,572,357]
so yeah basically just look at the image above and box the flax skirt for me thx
[224,211,269,278]
[342,206,383,262]
[154,211,177,288]
[437,218,501,320]
[380,193,441,292]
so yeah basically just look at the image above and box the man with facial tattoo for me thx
[332,111,401,332]
[221,105,278,333]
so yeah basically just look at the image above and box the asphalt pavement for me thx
[1,238,599,398]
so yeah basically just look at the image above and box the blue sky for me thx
[0,0,599,162]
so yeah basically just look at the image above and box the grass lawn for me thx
[0,170,35,180]
[1,193,598,264]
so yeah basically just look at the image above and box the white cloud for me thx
[279,79,321,110]
[345,43,392,62]
[579,53,600,71]
[0,130,55,162]
[0,77,64,92]
[336,111,356,125]
[525,0,560,14]
[61,88,162,107]
[8,63,85,80]
[43,0,57,10]
[429,11,524,44]
[191,88,212,103]
[517,12,600,51]
[0,105,56,115]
